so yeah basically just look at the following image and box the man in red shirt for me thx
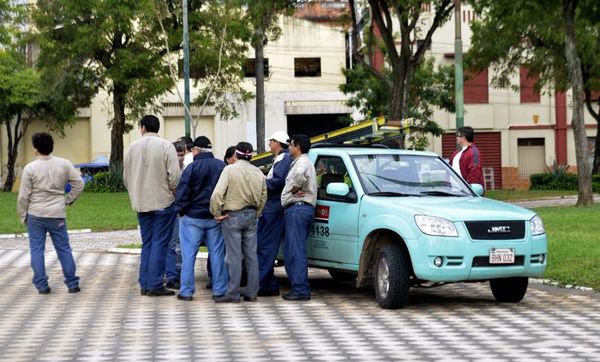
[450,126,484,187]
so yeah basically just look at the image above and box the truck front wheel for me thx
[374,244,410,309]
[490,277,529,303]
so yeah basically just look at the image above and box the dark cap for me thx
[193,136,212,149]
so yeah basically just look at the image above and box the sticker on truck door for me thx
[314,205,330,224]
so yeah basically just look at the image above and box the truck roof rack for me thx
[251,117,413,167]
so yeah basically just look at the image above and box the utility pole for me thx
[183,0,191,137]
[454,0,464,136]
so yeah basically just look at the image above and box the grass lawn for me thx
[486,189,578,201]
[535,204,600,291]
[0,192,137,234]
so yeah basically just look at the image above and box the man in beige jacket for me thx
[17,132,84,294]
[210,142,267,303]
[123,115,181,297]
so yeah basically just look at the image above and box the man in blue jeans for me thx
[174,136,228,301]
[280,134,317,301]
[124,115,181,297]
[17,132,84,294]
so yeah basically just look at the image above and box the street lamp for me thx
[454,0,464,136]
[183,0,191,137]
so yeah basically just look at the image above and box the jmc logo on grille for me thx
[487,226,511,233]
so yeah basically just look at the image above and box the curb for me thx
[0,228,92,239]
[106,248,209,259]
[531,278,595,292]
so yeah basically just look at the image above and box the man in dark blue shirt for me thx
[174,136,228,301]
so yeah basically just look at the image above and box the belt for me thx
[285,201,310,208]
[224,206,257,213]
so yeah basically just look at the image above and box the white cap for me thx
[266,130,289,145]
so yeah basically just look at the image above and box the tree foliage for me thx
[0,2,77,191]
[343,0,455,148]
[467,0,595,205]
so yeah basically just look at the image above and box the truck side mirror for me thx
[326,182,350,198]
[470,183,484,196]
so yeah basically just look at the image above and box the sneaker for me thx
[282,293,311,301]
[68,286,81,293]
[257,289,280,297]
[243,295,257,302]
[177,294,193,301]
[38,287,51,295]
[165,280,180,290]
[212,295,240,303]
[146,288,175,296]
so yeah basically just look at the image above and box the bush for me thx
[84,166,126,193]
[531,169,600,191]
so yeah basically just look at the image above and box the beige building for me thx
[1,15,356,190]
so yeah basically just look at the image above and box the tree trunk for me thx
[584,95,600,174]
[2,112,25,192]
[563,0,593,206]
[110,83,127,172]
[255,26,266,154]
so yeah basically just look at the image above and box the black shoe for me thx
[165,281,180,290]
[38,287,51,295]
[68,286,81,293]
[140,289,147,296]
[205,281,212,289]
[243,295,257,302]
[257,289,280,297]
[282,293,311,301]
[146,288,175,296]
[177,294,193,301]
[212,295,240,303]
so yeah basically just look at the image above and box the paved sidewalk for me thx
[511,194,600,209]
[0,247,599,361]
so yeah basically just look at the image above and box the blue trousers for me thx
[165,216,182,283]
[257,212,285,293]
[179,216,228,297]
[27,215,79,291]
[137,204,176,291]
[283,204,314,297]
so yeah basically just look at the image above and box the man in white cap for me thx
[257,130,293,296]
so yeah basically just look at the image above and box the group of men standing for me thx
[123,115,317,302]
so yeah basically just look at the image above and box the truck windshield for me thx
[351,154,474,196]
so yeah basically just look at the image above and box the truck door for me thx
[308,156,360,265]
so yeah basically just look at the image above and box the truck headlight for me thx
[415,215,458,237]
[530,215,545,236]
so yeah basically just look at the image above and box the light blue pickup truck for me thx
[302,145,547,309]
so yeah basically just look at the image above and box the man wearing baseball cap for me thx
[174,136,228,301]
[257,131,293,296]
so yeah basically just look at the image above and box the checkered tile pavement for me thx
[0,248,599,361]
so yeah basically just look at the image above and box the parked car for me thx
[65,157,109,192]
[281,145,547,309]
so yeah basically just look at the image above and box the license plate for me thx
[489,248,515,264]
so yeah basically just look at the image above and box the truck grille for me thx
[464,221,525,240]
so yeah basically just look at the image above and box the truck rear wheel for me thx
[490,277,529,302]
[374,244,410,309]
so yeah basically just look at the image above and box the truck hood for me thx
[365,195,536,222]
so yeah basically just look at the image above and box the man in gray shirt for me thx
[123,115,181,297]
[280,134,317,301]
[17,132,84,294]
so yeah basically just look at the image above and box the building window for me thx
[520,66,540,103]
[243,58,269,78]
[294,57,321,77]
[464,68,489,104]
[518,138,546,176]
